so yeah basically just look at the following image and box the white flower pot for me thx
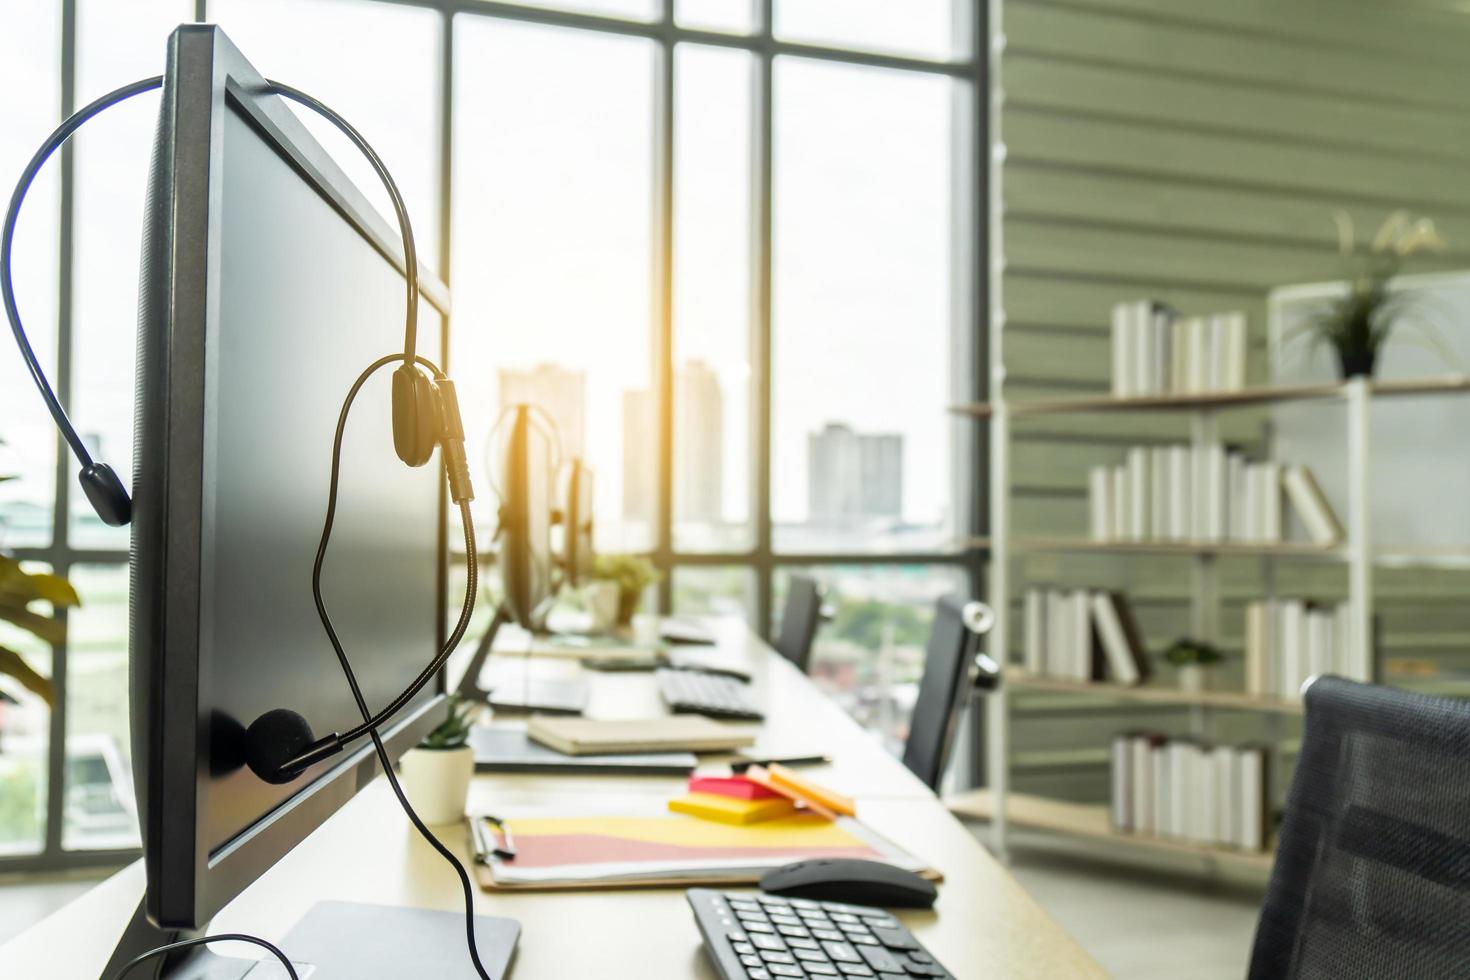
[1177,664,1211,693]
[398,745,473,824]
[585,581,620,633]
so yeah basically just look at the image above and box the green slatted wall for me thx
[998,0,1470,801]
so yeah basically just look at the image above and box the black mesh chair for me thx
[900,596,996,791]
[774,574,826,673]
[1247,676,1470,979]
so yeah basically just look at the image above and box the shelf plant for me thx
[1163,637,1224,693]
[1290,209,1449,379]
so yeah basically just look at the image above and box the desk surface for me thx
[3,617,1104,978]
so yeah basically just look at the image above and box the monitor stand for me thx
[104,898,519,979]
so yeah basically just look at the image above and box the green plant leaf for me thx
[0,644,53,706]
[0,570,81,608]
[0,601,66,646]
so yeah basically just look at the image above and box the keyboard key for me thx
[836,964,874,977]
[790,899,820,909]
[742,955,765,968]
[745,921,776,933]
[777,925,811,939]
[757,895,791,907]
[902,960,945,978]
[768,966,805,978]
[856,945,904,973]
[760,950,796,965]
[751,934,786,952]
[734,942,757,955]
[747,971,771,980]
[878,975,909,980]
[822,942,861,963]
[771,914,802,926]
[787,938,819,950]
[848,935,880,946]
[805,965,839,977]
[829,913,860,925]
[793,947,829,962]
[859,913,899,927]
[871,927,917,951]
[813,930,844,942]
[727,931,748,944]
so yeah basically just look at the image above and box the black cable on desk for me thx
[108,934,298,980]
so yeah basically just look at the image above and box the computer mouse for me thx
[759,858,938,909]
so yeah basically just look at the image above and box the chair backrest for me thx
[1248,676,1470,980]
[774,574,824,673]
[901,595,984,791]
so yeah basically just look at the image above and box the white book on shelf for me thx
[1150,446,1169,541]
[1111,466,1128,547]
[1227,452,1248,542]
[1023,588,1046,676]
[1195,744,1216,845]
[1171,318,1189,394]
[1204,442,1226,542]
[1237,747,1267,851]
[1307,606,1334,682]
[1186,316,1209,393]
[1168,741,1190,840]
[1132,301,1154,396]
[1089,466,1113,542]
[1045,589,1067,679]
[1245,599,1277,698]
[1335,601,1360,681]
[1242,463,1261,542]
[1151,742,1170,838]
[1111,734,1132,832]
[1152,306,1173,394]
[1258,462,1283,543]
[1282,464,1343,546]
[1111,302,1134,398]
[1070,589,1094,681]
[1132,735,1155,836]
[1190,445,1209,544]
[1213,745,1236,848]
[1223,312,1248,391]
[1207,315,1227,392]
[1126,447,1149,541]
[1091,592,1143,686]
[1280,599,1307,699]
[1168,445,1192,541]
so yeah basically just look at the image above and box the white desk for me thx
[2,617,1104,978]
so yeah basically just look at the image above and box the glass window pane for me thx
[0,560,56,855]
[0,4,61,548]
[777,564,965,754]
[677,0,757,34]
[775,0,959,60]
[63,564,139,851]
[69,0,193,550]
[772,59,955,554]
[673,566,755,619]
[452,20,655,552]
[210,0,443,265]
[474,0,658,23]
[673,45,753,552]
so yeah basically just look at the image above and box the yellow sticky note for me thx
[667,792,798,826]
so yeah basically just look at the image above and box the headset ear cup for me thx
[391,363,439,467]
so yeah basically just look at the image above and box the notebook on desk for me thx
[470,727,698,775]
[527,716,756,756]
[469,812,939,891]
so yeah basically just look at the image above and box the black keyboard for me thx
[688,888,954,979]
[657,668,765,721]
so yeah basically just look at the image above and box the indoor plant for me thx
[592,553,661,628]
[1163,637,1224,693]
[398,695,477,824]
[1292,209,1448,379]
[0,552,79,710]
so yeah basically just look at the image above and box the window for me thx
[2,0,982,872]
[772,58,956,554]
[0,4,61,549]
[452,18,656,553]
[673,45,755,552]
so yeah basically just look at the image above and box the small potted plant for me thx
[1164,637,1224,693]
[1289,209,1449,380]
[398,695,477,824]
[592,554,661,628]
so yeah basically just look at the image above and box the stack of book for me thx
[1244,599,1363,699]
[1110,733,1270,852]
[1022,588,1150,685]
[1088,447,1342,546]
[1110,300,1248,398]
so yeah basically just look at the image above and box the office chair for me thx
[1247,676,1470,980]
[773,574,827,673]
[901,596,996,791]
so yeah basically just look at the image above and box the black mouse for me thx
[759,858,938,909]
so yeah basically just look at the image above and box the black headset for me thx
[2,76,475,785]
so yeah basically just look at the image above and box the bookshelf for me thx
[961,371,1402,866]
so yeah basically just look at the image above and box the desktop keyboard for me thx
[657,668,765,721]
[687,888,954,979]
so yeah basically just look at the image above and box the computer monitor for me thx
[116,25,516,977]
[559,459,595,588]
[498,404,555,630]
